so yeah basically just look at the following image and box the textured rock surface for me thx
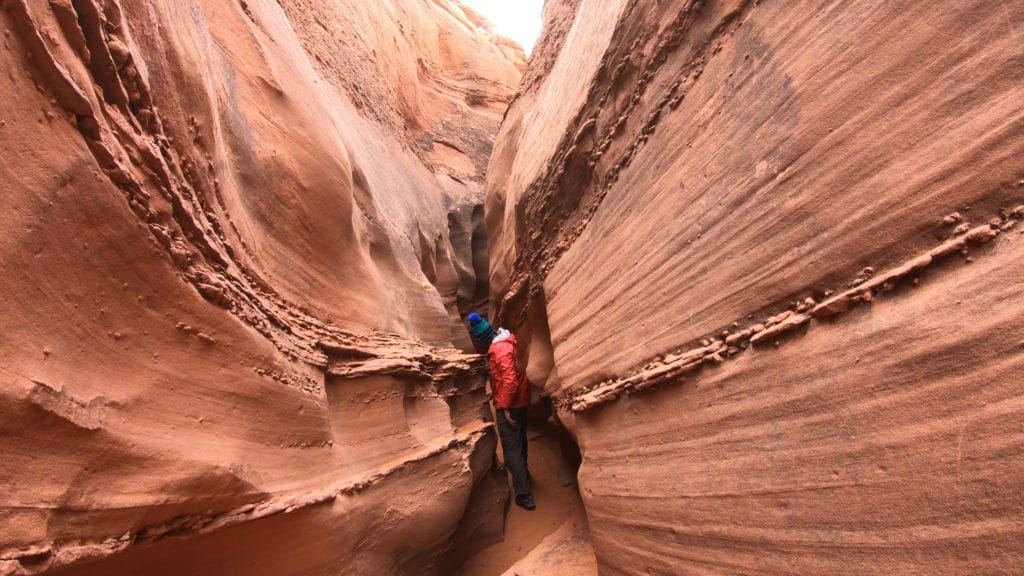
[0,0,519,574]
[487,0,1024,573]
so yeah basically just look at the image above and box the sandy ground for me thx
[458,424,596,576]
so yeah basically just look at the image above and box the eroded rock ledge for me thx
[568,210,1022,412]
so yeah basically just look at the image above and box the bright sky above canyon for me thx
[463,0,544,53]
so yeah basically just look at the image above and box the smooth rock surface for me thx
[0,0,520,574]
[487,0,1024,573]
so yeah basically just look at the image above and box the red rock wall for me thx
[0,0,519,574]
[487,0,1024,573]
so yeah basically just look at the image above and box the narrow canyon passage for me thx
[3,0,1023,575]
[459,411,594,576]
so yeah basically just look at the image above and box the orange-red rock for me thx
[0,0,519,574]
[487,0,1024,573]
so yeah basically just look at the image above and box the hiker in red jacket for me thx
[468,313,534,510]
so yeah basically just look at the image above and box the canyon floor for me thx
[459,424,596,576]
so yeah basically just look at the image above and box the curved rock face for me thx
[0,0,519,574]
[487,0,1024,573]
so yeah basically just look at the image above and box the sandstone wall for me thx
[0,0,519,573]
[487,0,1024,573]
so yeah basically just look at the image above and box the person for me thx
[467,312,535,510]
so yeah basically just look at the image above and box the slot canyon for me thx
[1,0,1021,574]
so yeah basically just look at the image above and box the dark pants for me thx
[496,406,531,498]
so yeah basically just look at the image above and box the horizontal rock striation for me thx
[487,0,1024,573]
[0,0,519,574]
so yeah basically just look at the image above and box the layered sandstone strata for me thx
[0,0,519,574]
[487,0,1024,573]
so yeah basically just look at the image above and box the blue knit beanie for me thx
[467,312,495,344]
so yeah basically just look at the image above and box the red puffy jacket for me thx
[488,333,530,409]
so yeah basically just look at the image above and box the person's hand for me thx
[503,409,517,427]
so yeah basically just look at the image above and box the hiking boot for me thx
[515,494,536,510]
